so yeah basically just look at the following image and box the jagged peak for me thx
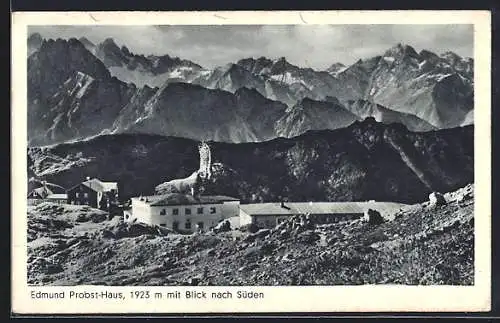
[78,36,95,46]
[274,56,287,63]
[99,38,122,53]
[440,50,461,58]
[419,49,439,58]
[237,56,273,64]
[440,51,465,64]
[384,43,420,60]
[328,62,346,69]
[28,32,43,41]
[101,37,119,46]
[38,37,87,52]
[270,56,296,68]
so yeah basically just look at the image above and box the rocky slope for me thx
[116,84,287,143]
[27,36,473,146]
[274,98,360,138]
[27,38,146,146]
[27,37,395,145]
[27,184,474,286]
[28,120,473,204]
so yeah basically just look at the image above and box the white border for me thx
[11,10,491,314]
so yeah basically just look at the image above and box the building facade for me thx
[239,201,406,229]
[66,178,119,211]
[126,193,240,233]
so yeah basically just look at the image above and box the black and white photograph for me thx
[11,10,492,314]
[24,21,478,287]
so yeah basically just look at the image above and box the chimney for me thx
[280,201,285,208]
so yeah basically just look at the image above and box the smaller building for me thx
[28,186,67,206]
[126,193,240,233]
[239,201,406,229]
[66,177,119,211]
[28,186,53,199]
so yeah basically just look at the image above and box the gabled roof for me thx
[239,201,406,217]
[28,186,53,198]
[132,193,239,206]
[68,178,118,193]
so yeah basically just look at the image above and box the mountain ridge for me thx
[27,35,474,146]
[28,120,474,204]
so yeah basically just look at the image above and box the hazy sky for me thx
[29,25,474,70]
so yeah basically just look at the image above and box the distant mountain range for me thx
[27,33,474,146]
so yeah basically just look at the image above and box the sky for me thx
[29,25,474,70]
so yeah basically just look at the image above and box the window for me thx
[84,192,89,198]
[75,192,79,198]
[173,221,179,231]
[185,219,191,229]
[197,207,204,214]
[160,223,166,227]
[197,222,204,230]
[210,207,216,214]
[185,208,191,215]
[160,209,166,215]
[172,208,179,215]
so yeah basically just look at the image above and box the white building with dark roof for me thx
[126,193,240,233]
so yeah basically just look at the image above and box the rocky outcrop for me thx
[429,192,447,207]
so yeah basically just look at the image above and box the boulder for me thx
[457,191,473,203]
[364,209,384,225]
[213,220,231,233]
[240,223,259,233]
[244,228,271,243]
[296,230,320,244]
[429,192,447,206]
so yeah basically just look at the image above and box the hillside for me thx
[28,120,473,204]
[27,184,474,286]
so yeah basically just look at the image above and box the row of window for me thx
[160,220,211,230]
[75,192,89,198]
[70,200,90,206]
[159,207,217,216]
